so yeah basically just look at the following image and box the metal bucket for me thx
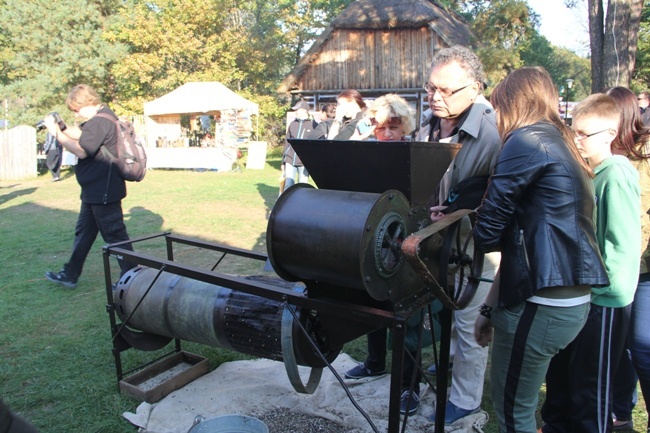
[188,415,269,433]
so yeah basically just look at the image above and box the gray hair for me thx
[430,45,486,89]
[367,94,416,135]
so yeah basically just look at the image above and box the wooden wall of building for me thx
[298,27,445,91]
[0,126,37,181]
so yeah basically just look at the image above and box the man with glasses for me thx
[417,45,502,426]
[638,91,650,125]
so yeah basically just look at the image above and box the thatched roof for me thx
[278,0,472,93]
[333,0,468,37]
[331,0,472,48]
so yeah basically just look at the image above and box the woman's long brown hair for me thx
[605,86,650,160]
[337,89,367,109]
[490,67,593,177]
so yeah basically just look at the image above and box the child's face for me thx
[572,116,617,166]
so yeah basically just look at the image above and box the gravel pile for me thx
[258,408,350,433]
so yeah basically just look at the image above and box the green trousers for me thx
[490,300,589,433]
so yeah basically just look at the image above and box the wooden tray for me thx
[119,351,209,403]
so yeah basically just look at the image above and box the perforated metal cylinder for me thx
[114,268,288,361]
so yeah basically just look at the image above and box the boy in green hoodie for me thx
[541,93,641,433]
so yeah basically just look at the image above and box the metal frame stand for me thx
[102,232,450,433]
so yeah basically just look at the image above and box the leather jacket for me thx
[474,122,609,307]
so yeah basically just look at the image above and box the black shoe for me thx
[613,419,633,431]
[344,363,386,379]
[399,390,420,415]
[45,270,77,288]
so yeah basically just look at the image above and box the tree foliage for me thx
[631,2,650,91]
[103,0,352,141]
[520,34,591,100]
[444,0,591,98]
[105,0,247,114]
[0,0,353,144]
[1,0,646,142]
[0,0,126,125]
[450,0,539,87]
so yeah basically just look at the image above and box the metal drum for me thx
[267,184,420,301]
[113,267,339,368]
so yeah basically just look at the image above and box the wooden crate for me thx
[119,351,209,403]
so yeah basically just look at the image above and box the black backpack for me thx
[95,113,147,182]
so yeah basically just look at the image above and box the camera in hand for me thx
[35,112,67,132]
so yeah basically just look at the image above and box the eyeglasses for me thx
[574,128,610,141]
[370,116,402,127]
[423,82,474,97]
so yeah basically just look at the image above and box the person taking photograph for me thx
[44,84,135,289]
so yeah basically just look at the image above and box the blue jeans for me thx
[284,163,309,189]
[630,274,650,430]
[491,300,589,433]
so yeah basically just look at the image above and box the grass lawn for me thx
[0,148,647,432]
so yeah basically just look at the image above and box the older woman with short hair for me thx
[358,93,416,141]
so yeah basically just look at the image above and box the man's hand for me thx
[429,205,448,222]
[474,314,493,347]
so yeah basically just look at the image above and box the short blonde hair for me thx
[367,94,416,135]
[572,93,621,126]
[66,84,101,112]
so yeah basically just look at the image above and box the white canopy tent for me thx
[144,82,259,117]
[143,81,259,147]
[142,82,260,171]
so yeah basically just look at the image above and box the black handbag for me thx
[442,175,490,213]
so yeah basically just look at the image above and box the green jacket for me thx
[591,155,641,307]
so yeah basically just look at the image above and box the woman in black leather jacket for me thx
[472,67,609,433]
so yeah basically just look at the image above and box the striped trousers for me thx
[541,304,632,433]
[491,301,590,433]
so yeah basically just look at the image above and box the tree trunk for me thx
[588,0,606,92]
[590,0,644,92]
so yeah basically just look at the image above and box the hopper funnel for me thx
[287,139,462,206]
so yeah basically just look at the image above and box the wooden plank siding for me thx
[297,28,437,91]
[289,27,450,133]
[0,126,38,180]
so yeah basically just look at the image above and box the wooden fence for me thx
[0,126,37,181]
